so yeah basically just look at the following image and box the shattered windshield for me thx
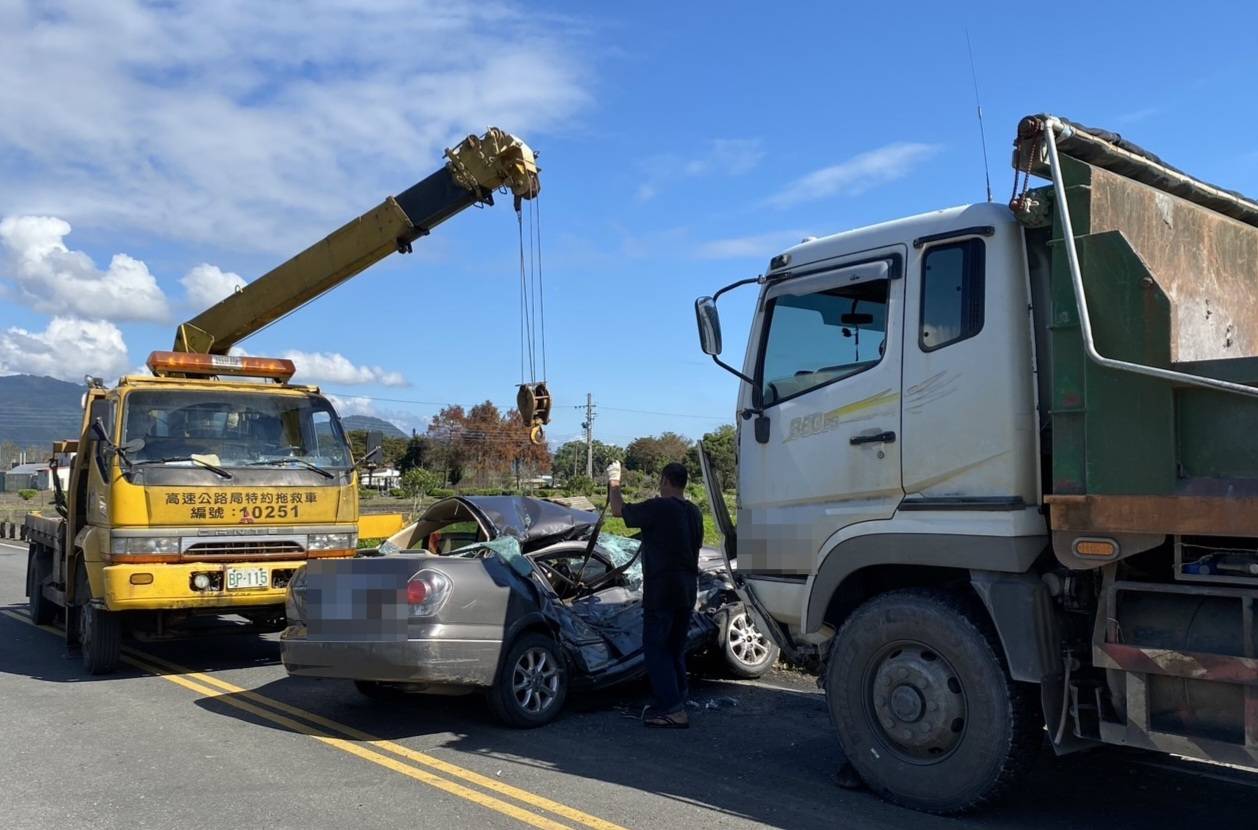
[597,533,643,591]
[120,390,352,469]
[447,533,641,588]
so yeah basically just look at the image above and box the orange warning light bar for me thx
[146,351,296,382]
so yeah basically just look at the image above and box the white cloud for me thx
[0,316,130,381]
[284,350,408,387]
[0,2,591,254]
[325,394,376,417]
[0,215,170,321]
[182,264,247,307]
[696,230,811,260]
[637,138,763,202]
[683,139,764,177]
[767,143,940,208]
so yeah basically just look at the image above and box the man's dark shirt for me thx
[621,496,703,610]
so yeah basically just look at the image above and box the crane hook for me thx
[517,382,551,445]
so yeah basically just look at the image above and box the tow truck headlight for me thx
[111,536,180,556]
[308,532,356,552]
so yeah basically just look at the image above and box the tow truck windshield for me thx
[120,390,352,470]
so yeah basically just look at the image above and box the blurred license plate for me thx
[226,567,269,590]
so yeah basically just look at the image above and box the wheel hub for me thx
[889,684,925,722]
[869,645,966,760]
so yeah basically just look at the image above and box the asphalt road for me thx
[2,538,1255,830]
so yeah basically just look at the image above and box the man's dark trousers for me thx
[643,606,690,714]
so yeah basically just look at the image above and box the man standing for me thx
[607,460,703,728]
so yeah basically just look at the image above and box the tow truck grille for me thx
[183,540,306,561]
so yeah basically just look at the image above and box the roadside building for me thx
[360,466,402,492]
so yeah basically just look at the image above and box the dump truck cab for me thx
[719,202,1045,639]
[696,115,1258,813]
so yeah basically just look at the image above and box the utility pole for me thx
[582,392,596,479]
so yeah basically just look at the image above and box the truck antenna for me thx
[965,28,992,203]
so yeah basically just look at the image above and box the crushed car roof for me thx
[453,496,600,547]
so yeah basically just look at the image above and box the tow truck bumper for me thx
[102,560,309,611]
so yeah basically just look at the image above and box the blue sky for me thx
[2,1,1256,449]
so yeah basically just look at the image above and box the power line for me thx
[324,389,728,421]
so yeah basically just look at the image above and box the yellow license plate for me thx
[226,567,269,590]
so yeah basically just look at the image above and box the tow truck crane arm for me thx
[173,128,539,355]
[168,127,551,437]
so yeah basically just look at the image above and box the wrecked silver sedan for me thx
[281,496,777,726]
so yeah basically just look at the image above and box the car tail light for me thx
[406,569,451,618]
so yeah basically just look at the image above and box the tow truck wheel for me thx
[488,633,568,728]
[826,589,1041,815]
[77,571,121,675]
[27,545,56,626]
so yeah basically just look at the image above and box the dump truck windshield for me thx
[121,390,352,469]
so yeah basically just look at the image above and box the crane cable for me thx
[516,186,547,386]
[515,181,550,444]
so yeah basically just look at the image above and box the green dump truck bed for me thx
[1012,116,1258,540]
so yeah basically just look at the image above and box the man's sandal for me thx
[644,710,689,729]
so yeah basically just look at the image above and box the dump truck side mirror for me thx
[695,297,723,356]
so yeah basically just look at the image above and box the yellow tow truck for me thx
[24,128,546,673]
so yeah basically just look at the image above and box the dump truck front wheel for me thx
[826,589,1041,815]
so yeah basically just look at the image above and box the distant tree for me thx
[699,424,736,488]
[552,439,623,482]
[425,401,550,489]
[565,474,595,496]
[400,467,440,498]
[397,435,432,473]
[625,431,692,476]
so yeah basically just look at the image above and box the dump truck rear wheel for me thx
[27,545,56,626]
[826,589,1041,815]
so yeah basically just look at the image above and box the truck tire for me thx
[825,589,1041,815]
[487,632,568,728]
[27,544,56,626]
[77,570,121,675]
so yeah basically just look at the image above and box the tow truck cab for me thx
[27,351,360,673]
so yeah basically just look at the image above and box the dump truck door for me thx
[736,255,906,582]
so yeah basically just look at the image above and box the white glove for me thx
[605,460,622,485]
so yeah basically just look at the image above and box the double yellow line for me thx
[2,608,626,830]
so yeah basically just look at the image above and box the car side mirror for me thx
[695,297,723,356]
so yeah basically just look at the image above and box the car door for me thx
[736,254,906,583]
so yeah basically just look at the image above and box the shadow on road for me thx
[191,668,1258,830]
[0,603,282,683]
[6,605,1256,828]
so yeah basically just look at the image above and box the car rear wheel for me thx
[488,633,568,728]
[721,608,779,679]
